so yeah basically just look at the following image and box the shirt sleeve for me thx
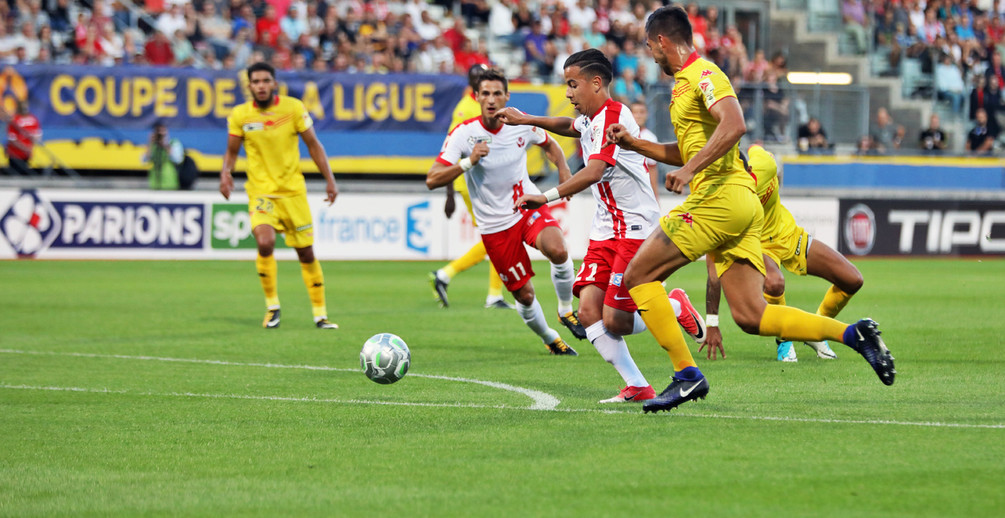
[435,124,467,166]
[227,107,243,138]
[294,100,314,133]
[587,111,618,166]
[697,68,738,111]
[529,125,549,147]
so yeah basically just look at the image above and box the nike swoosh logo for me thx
[637,309,648,313]
[543,219,557,223]
[624,393,637,401]
[679,382,701,398]
[690,310,705,339]
[613,295,632,301]
[856,329,865,342]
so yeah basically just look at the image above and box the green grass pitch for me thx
[2,258,1004,516]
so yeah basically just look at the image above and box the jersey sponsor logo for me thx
[243,122,265,132]
[844,204,876,255]
[295,223,313,232]
[468,136,492,146]
[611,272,623,286]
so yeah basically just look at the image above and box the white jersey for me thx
[436,117,550,234]
[574,98,661,241]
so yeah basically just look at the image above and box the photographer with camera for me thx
[143,120,183,190]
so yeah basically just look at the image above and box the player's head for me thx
[246,61,277,107]
[467,63,489,91]
[630,101,649,127]
[475,68,509,119]
[563,49,613,116]
[645,5,693,75]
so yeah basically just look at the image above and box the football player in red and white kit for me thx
[497,49,706,403]
[426,68,584,355]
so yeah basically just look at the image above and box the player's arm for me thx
[300,126,338,205]
[219,134,243,200]
[444,182,457,218]
[495,107,580,138]
[426,141,489,190]
[516,158,605,211]
[665,96,746,193]
[699,254,727,360]
[606,125,685,167]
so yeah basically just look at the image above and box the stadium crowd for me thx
[0,0,782,104]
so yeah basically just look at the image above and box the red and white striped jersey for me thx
[574,98,661,241]
[436,117,550,234]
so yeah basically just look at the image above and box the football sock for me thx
[516,298,560,344]
[444,241,487,279]
[763,292,786,306]
[629,282,697,371]
[551,257,575,315]
[676,366,703,381]
[668,296,682,316]
[300,259,327,319]
[758,304,848,342]
[487,263,504,299]
[631,312,647,335]
[818,285,853,318]
[256,254,279,308]
[586,321,648,387]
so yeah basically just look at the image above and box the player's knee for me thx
[577,304,601,327]
[730,307,762,335]
[544,243,568,264]
[296,248,315,263]
[603,314,633,336]
[840,269,864,294]
[513,287,535,306]
[763,275,785,297]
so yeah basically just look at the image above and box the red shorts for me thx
[481,206,561,292]
[574,238,644,312]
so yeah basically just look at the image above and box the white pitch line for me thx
[0,349,560,411]
[1,383,1004,429]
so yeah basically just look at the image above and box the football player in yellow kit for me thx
[220,62,339,329]
[700,145,864,362]
[606,6,894,412]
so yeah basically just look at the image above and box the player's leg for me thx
[253,223,281,328]
[484,263,512,309]
[429,240,486,308]
[594,302,654,403]
[531,214,583,339]
[761,254,797,362]
[806,239,864,317]
[485,224,575,355]
[283,195,337,329]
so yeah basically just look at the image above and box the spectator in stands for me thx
[144,120,182,190]
[985,51,1005,92]
[842,0,869,54]
[743,49,771,83]
[935,52,967,114]
[3,100,41,176]
[157,2,186,38]
[144,30,174,66]
[523,17,549,76]
[256,4,281,48]
[568,0,597,31]
[172,28,196,67]
[281,5,307,42]
[762,70,789,142]
[970,74,1003,134]
[855,134,879,155]
[611,66,643,104]
[797,117,830,153]
[919,113,948,154]
[966,107,998,154]
[871,107,904,153]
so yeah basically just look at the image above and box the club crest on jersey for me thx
[680,212,694,226]
[517,137,526,148]
[527,212,540,225]
[611,273,623,287]
[469,136,492,146]
[243,122,265,132]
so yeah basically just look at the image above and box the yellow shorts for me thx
[454,175,478,226]
[249,193,315,249]
[660,184,766,278]
[762,226,811,276]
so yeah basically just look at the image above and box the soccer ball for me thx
[360,333,411,384]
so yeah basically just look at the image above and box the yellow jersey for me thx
[227,95,313,197]
[748,145,798,242]
[669,53,753,194]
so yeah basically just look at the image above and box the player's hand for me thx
[470,142,490,164]
[666,167,695,194]
[219,171,233,200]
[699,327,726,360]
[605,123,635,149]
[494,107,528,126]
[325,180,338,206]
[514,193,546,212]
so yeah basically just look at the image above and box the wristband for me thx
[705,314,719,327]
[459,157,473,172]
[543,187,560,203]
